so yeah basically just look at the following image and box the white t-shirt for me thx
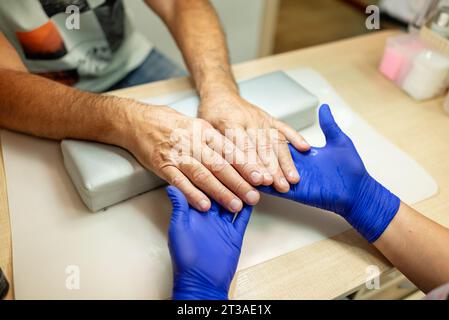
[0,0,153,92]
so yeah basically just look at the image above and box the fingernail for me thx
[250,171,262,184]
[289,170,299,180]
[245,190,259,204]
[199,199,209,211]
[230,199,242,212]
[280,177,289,188]
[264,173,273,183]
[300,140,310,149]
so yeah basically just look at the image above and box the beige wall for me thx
[125,0,270,67]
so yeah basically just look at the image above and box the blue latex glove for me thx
[166,186,252,300]
[259,104,400,243]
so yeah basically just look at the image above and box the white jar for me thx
[402,50,449,101]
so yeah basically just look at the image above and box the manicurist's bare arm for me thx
[374,203,449,293]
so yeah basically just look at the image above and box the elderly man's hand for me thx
[121,103,269,212]
[199,92,311,193]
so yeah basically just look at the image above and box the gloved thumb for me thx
[166,186,189,222]
[319,104,345,145]
[234,205,253,235]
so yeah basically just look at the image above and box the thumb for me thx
[234,205,253,235]
[166,186,189,222]
[319,104,345,145]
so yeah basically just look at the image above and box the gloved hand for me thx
[166,186,252,300]
[258,104,400,243]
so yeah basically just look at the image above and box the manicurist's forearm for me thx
[147,0,238,98]
[0,69,136,147]
[374,202,449,293]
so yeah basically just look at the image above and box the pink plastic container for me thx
[379,34,426,85]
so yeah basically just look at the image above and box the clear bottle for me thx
[409,0,440,32]
[430,6,449,38]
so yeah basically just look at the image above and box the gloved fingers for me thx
[234,205,253,235]
[219,208,235,223]
[209,199,221,216]
[165,185,190,223]
[319,104,346,145]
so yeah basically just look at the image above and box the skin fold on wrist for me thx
[197,74,239,102]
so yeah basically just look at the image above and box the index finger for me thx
[275,120,310,152]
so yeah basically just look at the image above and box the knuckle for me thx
[241,140,256,153]
[258,142,273,155]
[216,187,231,204]
[260,116,274,128]
[184,188,199,201]
[269,130,286,143]
[276,136,288,145]
[204,129,217,144]
[217,118,231,130]
[266,161,281,175]
[261,142,273,156]
[210,159,228,174]
[239,162,253,174]
[281,162,295,174]
[233,179,247,195]
[197,118,212,129]
[280,156,294,168]
[170,174,187,189]
[257,155,271,167]
[191,166,210,182]
[222,142,235,158]
[171,176,198,200]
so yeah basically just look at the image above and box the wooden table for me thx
[1,30,449,300]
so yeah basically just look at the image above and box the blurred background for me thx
[125,0,417,67]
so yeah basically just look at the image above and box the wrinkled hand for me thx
[123,103,267,212]
[259,105,400,243]
[166,186,252,300]
[199,93,311,193]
